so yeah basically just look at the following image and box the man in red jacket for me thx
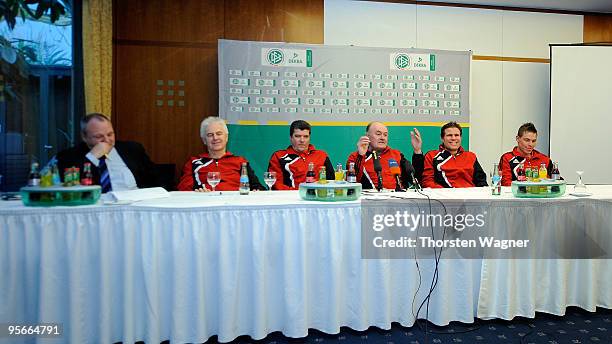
[177,116,264,191]
[422,122,487,188]
[499,122,554,186]
[346,121,424,190]
[267,120,334,190]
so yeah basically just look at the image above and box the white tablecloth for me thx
[1,187,611,343]
[476,187,612,319]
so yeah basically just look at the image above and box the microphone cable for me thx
[413,189,446,342]
[412,190,481,340]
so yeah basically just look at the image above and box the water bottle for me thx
[491,163,501,196]
[239,162,249,195]
[51,163,61,185]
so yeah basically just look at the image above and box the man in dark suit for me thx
[56,113,160,192]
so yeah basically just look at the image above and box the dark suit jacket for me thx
[56,141,161,189]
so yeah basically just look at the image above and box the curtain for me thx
[82,0,112,117]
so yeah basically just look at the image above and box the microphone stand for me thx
[394,174,404,192]
[403,160,422,192]
[372,151,383,192]
[411,172,423,192]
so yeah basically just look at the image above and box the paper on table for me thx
[108,187,170,202]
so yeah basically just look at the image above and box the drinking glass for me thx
[263,171,277,193]
[573,171,587,194]
[207,171,221,192]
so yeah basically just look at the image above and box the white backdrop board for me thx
[218,39,471,124]
[550,45,612,184]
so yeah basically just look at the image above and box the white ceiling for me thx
[419,0,612,13]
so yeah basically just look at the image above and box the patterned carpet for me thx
[202,307,611,344]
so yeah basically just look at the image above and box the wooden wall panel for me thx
[584,15,612,43]
[224,0,324,43]
[114,45,218,165]
[114,0,225,43]
[113,0,324,185]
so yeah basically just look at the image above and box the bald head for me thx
[366,122,388,151]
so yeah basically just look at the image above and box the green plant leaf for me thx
[34,2,46,19]
[19,45,38,62]
[18,7,26,22]
[2,0,67,29]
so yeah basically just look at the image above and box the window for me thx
[0,1,75,191]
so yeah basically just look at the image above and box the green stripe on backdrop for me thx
[227,125,470,176]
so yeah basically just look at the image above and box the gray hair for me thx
[81,113,111,135]
[200,117,228,144]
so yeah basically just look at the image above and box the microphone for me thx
[403,160,422,191]
[372,150,383,192]
[388,158,404,191]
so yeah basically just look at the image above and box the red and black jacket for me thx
[267,144,334,190]
[422,145,487,188]
[177,151,264,191]
[346,146,422,190]
[499,147,553,186]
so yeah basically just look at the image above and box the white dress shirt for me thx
[86,147,138,191]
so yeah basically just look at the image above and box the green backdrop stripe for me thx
[227,125,470,177]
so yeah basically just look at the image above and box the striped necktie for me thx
[99,156,112,193]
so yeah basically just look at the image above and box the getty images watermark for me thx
[361,199,611,259]
[371,210,528,250]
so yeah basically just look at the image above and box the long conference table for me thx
[1,186,611,343]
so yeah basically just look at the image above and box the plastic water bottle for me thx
[51,163,61,185]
